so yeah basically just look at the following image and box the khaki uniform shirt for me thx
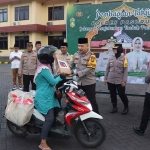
[145,67,150,93]
[104,54,128,84]
[71,51,96,86]
[19,51,38,75]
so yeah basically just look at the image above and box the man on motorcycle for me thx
[34,45,66,150]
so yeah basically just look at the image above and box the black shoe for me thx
[133,126,144,136]
[121,108,129,115]
[110,107,118,113]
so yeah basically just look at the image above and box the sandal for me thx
[39,145,52,150]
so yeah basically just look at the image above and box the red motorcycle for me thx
[7,80,106,148]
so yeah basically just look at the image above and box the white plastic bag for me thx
[5,90,34,126]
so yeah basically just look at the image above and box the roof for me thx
[0,24,66,33]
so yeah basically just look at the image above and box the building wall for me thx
[0,0,137,56]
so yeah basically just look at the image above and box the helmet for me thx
[38,45,57,64]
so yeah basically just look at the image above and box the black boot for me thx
[133,126,144,136]
[121,108,129,115]
[110,107,118,113]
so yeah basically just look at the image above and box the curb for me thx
[0,62,10,64]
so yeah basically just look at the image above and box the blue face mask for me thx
[73,76,77,81]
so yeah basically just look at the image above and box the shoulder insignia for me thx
[124,55,128,68]
[87,54,97,69]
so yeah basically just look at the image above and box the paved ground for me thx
[0,64,150,150]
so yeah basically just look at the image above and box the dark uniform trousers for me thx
[23,75,36,92]
[140,92,150,132]
[107,82,128,108]
[78,83,100,114]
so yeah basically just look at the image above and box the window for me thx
[0,9,8,22]
[48,36,64,48]
[48,6,64,20]
[15,36,29,49]
[15,6,29,21]
[0,37,8,49]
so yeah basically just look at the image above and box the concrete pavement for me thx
[0,65,150,150]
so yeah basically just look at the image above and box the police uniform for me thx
[19,42,38,92]
[96,51,114,71]
[104,44,129,114]
[71,38,99,114]
[55,42,73,105]
[96,36,116,72]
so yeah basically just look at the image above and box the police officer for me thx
[133,67,150,136]
[71,38,99,114]
[18,42,38,92]
[96,36,116,72]
[35,41,42,53]
[57,42,72,68]
[55,42,72,105]
[104,44,129,115]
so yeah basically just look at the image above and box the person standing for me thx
[55,42,72,79]
[71,38,99,114]
[35,41,42,53]
[104,44,129,115]
[54,42,72,105]
[18,42,38,92]
[96,36,116,72]
[9,44,23,90]
[133,67,150,136]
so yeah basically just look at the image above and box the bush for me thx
[0,59,10,63]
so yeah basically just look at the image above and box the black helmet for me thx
[38,45,57,64]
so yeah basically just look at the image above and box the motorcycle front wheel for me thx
[74,118,106,148]
[7,120,27,137]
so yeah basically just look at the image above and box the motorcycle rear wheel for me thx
[7,120,27,137]
[74,118,106,148]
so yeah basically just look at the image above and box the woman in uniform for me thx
[104,44,129,115]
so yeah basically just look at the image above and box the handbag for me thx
[54,88,62,100]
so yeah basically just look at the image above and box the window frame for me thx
[15,6,29,21]
[48,36,64,48]
[48,6,64,21]
[15,36,29,49]
[0,8,8,22]
[0,37,8,50]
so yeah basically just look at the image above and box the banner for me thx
[67,2,150,84]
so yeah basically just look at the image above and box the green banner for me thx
[67,1,150,54]
[96,71,146,77]
[67,2,150,83]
